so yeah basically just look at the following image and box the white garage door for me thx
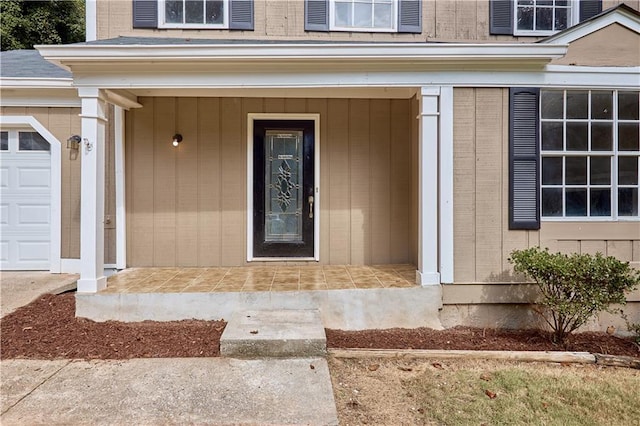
[0,130,51,270]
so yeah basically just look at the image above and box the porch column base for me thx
[77,276,107,293]
[416,270,441,286]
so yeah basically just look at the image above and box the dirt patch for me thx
[0,293,225,360]
[1,292,638,360]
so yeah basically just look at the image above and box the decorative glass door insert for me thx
[265,130,304,242]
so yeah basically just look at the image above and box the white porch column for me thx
[417,87,441,286]
[77,87,107,293]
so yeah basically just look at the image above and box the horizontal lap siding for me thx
[125,97,413,267]
[453,88,640,284]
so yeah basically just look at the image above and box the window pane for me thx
[536,7,553,31]
[335,2,351,26]
[554,7,567,30]
[542,188,563,216]
[542,157,562,184]
[541,91,563,119]
[566,122,588,150]
[373,3,392,28]
[18,132,49,151]
[165,0,183,23]
[565,156,586,184]
[185,0,204,23]
[354,2,372,27]
[591,91,613,119]
[566,189,587,216]
[590,156,611,185]
[541,122,563,150]
[0,131,7,151]
[618,92,640,120]
[618,188,639,216]
[619,157,639,185]
[205,0,223,24]
[566,91,588,119]
[590,189,611,216]
[591,123,612,151]
[619,123,639,151]
[517,6,534,31]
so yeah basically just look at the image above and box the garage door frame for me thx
[0,116,61,272]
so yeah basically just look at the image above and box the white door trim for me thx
[0,116,62,273]
[246,113,320,262]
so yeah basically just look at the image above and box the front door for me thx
[253,120,315,257]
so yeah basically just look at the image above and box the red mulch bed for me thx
[0,293,226,360]
[1,292,638,360]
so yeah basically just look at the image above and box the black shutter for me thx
[579,0,602,22]
[509,88,540,230]
[132,0,157,28]
[229,0,254,30]
[305,0,329,31]
[398,0,422,33]
[490,0,513,35]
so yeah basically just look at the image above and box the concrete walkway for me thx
[1,358,338,425]
[0,271,78,317]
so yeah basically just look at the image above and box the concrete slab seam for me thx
[1,360,72,415]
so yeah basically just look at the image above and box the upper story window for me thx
[515,0,576,35]
[540,90,639,220]
[159,0,228,28]
[305,0,421,34]
[489,0,602,37]
[331,0,396,32]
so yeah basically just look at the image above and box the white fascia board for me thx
[0,77,73,89]
[541,10,640,44]
[37,43,567,66]
[70,65,640,91]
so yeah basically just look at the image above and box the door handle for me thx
[308,195,314,219]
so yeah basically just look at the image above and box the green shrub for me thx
[509,247,640,344]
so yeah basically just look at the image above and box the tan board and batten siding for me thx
[125,97,416,267]
[96,0,640,42]
[453,88,640,284]
[0,107,117,264]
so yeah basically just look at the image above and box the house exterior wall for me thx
[125,96,415,267]
[96,0,638,42]
[453,88,640,285]
[551,23,640,66]
[0,106,117,265]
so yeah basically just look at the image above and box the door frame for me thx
[247,113,320,261]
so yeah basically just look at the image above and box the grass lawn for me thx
[329,357,640,425]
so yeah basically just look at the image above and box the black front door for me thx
[253,120,315,257]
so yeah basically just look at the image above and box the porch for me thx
[76,264,443,330]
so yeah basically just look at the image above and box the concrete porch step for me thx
[220,309,327,358]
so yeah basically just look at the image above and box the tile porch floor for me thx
[102,265,418,293]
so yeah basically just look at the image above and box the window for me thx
[305,0,421,33]
[331,0,396,31]
[0,130,50,153]
[159,0,228,28]
[515,0,575,35]
[0,132,7,151]
[489,0,602,36]
[540,90,639,219]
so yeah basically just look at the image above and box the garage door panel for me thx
[0,241,8,262]
[0,204,8,225]
[17,167,50,189]
[0,168,8,187]
[17,204,50,225]
[18,240,50,261]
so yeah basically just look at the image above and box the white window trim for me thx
[158,0,229,29]
[329,0,398,33]
[540,89,640,221]
[513,0,580,37]
[0,116,63,273]
[246,113,320,262]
